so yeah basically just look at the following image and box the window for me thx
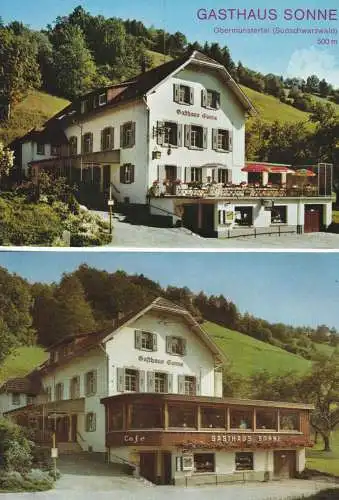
[164,122,178,146]
[212,129,231,152]
[131,404,163,429]
[235,206,253,226]
[45,386,52,402]
[51,145,60,156]
[191,125,204,149]
[70,376,80,399]
[217,168,229,184]
[37,143,45,155]
[201,407,225,429]
[120,163,135,184]
[168,405,196,428]
[99,93,107,106]
[12,393,20,406]
[69,136,78,156]
[82,133,93,154]
[184,376,196,396]
[154,372,167,393]
[256,409,277,430]
[135,330,157,352]
[235,452,253,471]
[218,209,234,225]
[271,206,287,224]
[280,411,300,431]
[121,122,136,148]
[80,100,88,114]
[125,369,138,392]
[173,84,193,105]
[202,89,220,109]
[26,395,35,405]
[230,409,253,429]
[55,383,64,401]
[101,127,114,151]
[85,371,97,396]
[194,453,215,473]
[109,405,123,431]
[190,167,202,183]
[85,412,96,432]
[166,336,187,356]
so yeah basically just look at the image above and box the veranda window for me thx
[201,407,226,429]
[194,453,215,473]
[168,405,197,428]
[230,409,253,430]
[130,404,163,429]
[256,409,277,430]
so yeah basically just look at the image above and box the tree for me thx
[51,24,97,99]
[300,353,339,451]
[53,273,97,341]
[0,143,14,180]
[319,79,333,97]
[305,74,320,94]
[0,26,41,104]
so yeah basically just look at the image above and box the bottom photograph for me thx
[0,251,338,500]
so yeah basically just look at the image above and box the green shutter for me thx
[147,371,155,392]
[201,89,207,108]
[173,83,180,103]
[178,375,185,394]
[152,333,158,351]
[177,124,183,147]
[110,127,114,149]
[139,370,146,392]
[184,125,191,148]
[229,130,233,152]
[120,125,124,148]
[135,330,142,350]
[131,122,136,147]
[101,130,105,151]
[157,121,164,145]
[189,87,194,104]
[203,128,208,149]
[212,129,218,151]
[92,370,97,395]
[196,377,201,396]
[130,164,135,184]
[117,367,125,392]
[166,336,172,354]
[167,374,173,393]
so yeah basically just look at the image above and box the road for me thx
[94,212,339,249]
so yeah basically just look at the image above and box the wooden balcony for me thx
[101,393,314,450]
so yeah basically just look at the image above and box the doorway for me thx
[304,205,322,233]
[71,415,77,442]
[165,166,177,195]
[139,452,157,484]
[273,450,296,479]
[162,452,172,485]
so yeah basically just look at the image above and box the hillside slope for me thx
[0,346,47,384]
[0,91,69,145]
[204,321,311,376]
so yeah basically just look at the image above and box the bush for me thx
[0,418,33,473]
[0,470,54,492]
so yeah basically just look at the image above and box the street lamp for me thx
[108,183,114,235]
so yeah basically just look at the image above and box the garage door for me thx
[304,207,321,233]
[273,450,296,479]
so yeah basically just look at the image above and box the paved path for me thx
[94,212,339,249]
[0,478,338,499]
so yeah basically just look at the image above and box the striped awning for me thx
[242,163,294,173]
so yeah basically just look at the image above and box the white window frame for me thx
[190,125,203,149]
[217,130,229,151]
[86,412,96,432]
[206,90,220,109]
[37,143,45,156]
[154,372,167,393]
[184,376,196,396]
[122,123,133,148]
[102,128,113,150]
[179,85,190,104]
[125,369,138,392]
[167,336,186,356]
[164,121,178,146]
[121,164,134,184]
[55,383,64,401]
[85,371,96,396]
[191,167,202,183]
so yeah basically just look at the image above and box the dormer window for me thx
[202,89,221,109]
[99,93,107,106]
[166,336,187,356]
[173,84,194,105]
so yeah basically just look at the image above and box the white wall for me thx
[22,142,57,173]
[0,392,31,415]
[65,101,148,204]
[42,347,108,452]
[105,310,218,397]
[147,66,247,189]
[296,448,306,472]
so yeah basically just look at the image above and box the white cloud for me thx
[286,46,339,86]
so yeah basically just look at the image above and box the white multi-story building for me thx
[4,298,313,486]
[12,51,333,236]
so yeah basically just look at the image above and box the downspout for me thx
[99,342,110,463]
[143,95,151,206]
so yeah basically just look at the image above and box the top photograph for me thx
[0,0,338,248]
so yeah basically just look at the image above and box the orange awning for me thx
[243,163,294,173]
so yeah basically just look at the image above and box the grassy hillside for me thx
[307,430,339,476]
[0,346,47,384]
[0,90,69,145]
[204,321,311,377]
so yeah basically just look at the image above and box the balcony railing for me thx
[150,183,330,199]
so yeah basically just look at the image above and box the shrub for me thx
[0,470,54,492]
[0,418,33,473]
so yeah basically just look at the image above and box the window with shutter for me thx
[166,336,173,354]
[206,89,220,109]
[147,371,155,392]
[125,369,138,392]
[85,370,97,396]
[203,128,208,149]
[177,124,183,147]
[152,333,158,352]
[135,330,156,351]
[120,164,135,184]
[139,370,146,392]
[154,372,166,393]
[201,89,207,108]
[117,367,125,392]
[184,125,191,148]
[178,375,185,394]
[166,336,187,356]
[156,121,165,145]
[212,129,218,151]
[229,131,233,151]
[189,87,194,104]
[196,378,201,396]
[121,122,135,148]
[173,83,180,103]
[86,412,96,432]
[167,374,173,393]
[135,330,142,350]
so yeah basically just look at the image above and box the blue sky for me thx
[1,0,339,85]
[1,251,338,329]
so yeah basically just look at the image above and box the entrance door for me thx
[273,451,296,479]
[201,203,215,237]
[71,415,77,443]
[165,166,177,195]
[304,206,321,233]
[55,416,69,443]
[139,452,157,484]
[103,165,111,192]
[162,452,172,485]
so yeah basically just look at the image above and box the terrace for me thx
[149,164,333,200]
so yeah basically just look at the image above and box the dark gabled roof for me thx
[10,126,69,148]
[0,373,42,395]
[46,50,255,128]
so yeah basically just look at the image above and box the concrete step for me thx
[57,442,84,454]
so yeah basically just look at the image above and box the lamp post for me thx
[108,183,114,235]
